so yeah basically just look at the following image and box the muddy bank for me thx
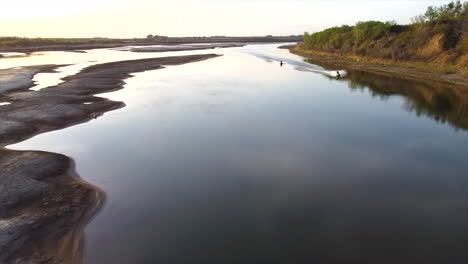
[0,53,220,263]
[289,45,468,87]
[130,43,244,53]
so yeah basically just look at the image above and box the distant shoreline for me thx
[290,44,468,87]
[0,36,302,53]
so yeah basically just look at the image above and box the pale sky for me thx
[1,0,453,38]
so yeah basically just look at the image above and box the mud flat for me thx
[0,53,220,263]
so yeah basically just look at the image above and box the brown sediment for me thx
[289,44,468,88]
[0,53,221,263]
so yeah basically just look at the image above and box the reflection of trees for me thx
[343,70,468,131]
[303,58,468,131]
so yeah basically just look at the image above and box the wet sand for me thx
[0,54,220,263]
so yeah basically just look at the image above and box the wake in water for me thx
[244,49,347,78]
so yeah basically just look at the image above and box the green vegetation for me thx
[302,1,467,72]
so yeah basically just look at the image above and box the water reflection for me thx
[250,48,468,132]
[341,70,468,131]
[7,44,468,264]
[301,55,468,133]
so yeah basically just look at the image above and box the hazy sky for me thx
[1,0,453,38]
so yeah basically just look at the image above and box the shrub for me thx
[424,1,467,21]
[301,1,466,63]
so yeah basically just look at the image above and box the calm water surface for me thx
[7,44,468,263]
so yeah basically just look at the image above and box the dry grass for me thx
[416,34,444,57]
[293,43,467,75]
[291,44,468,86]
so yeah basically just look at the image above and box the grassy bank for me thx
[293,1,467,83]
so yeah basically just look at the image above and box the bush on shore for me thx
[302,1,467,66]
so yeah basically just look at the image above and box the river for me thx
[4,44,468,263]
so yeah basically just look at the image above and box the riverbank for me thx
[0,53,220,263]
[290,44,468,87]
